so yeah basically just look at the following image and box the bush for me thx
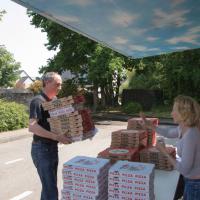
[0,100,29,132]
[122,101,142,114]
[28,80,42,94]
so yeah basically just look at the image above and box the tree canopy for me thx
[126,48,200,102]
[0,10,6,21]
[27,11,131,107]
[0,46,20,87]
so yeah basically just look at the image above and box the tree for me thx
[127,48,200,103]
[88,45,126,108]
[28,12,130,109]
[27,11,97,74]
[0,10,6,21]
[0,46,20,87]
[28,80,42,94]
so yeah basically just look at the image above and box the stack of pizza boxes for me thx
[127,117,159,146]
[42,95,95,142]
[108,160,155,200]
[140,145,176,171]
[61,156,110,200]
[72,95,95,139]
[98,128,148,163]
[98,147,139,164]
[111,129,148,148]
[127,117,176,170]
[79,109,95,139]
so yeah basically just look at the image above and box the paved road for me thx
[0,121,127,200]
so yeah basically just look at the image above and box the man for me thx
[29,72,71,200]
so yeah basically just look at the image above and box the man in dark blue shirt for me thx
[29,72,71,200]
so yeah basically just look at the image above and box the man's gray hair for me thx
[42,72,60,87]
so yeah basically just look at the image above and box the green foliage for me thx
[0,46,20,87]
[0,10,6,21]
[83,91,93,106]
[58,79,78,98]
[122,102,142,114]
[128,59,164,89]
[0,100,29,132]
[27,11,96,74]
[28,80,42,94]
[126,48,200,102]
[88,44,127,105]
[27,12,130,106]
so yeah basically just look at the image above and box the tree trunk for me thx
[101,86,106,107]
[92,86,98,112]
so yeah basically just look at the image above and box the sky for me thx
[12,0,199,58]
[0,0,56,78]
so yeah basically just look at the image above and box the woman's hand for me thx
[139,112,156,130]
[156,142,168,155]
[156,142,176,167]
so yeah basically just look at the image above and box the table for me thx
[155,169,180,200]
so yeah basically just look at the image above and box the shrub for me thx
[0,100,29,132]
[28,80,42,94]
[122,101,142,114]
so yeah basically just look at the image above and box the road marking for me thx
[10,191,33,200]
[5,158,24,165]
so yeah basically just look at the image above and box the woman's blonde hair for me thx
[174,95,200,127]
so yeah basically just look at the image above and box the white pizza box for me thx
[63,184,107,196]
[61,190,107,200]
[108,181,153,192]
[109,161,154,181]
[62,174,107,185]
[108,188,155,200]
[63,156,110,175]
[62,170,108,180]
[63,180,107,194]
[108,193,155,200]
[108,176,153,186]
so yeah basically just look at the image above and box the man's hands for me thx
[54,134,72,144]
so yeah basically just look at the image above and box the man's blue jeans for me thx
[184,177,200,200]
[31,141,58,200]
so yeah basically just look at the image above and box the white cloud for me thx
[188,26,200,34]
[147,48,160,51]
[166,25,200,45]
[153,8,190,28]
[171,0,186,7]
[166,34,199,45]
[129,27,147,36]
[57,15,80,23]
[129,44,160,52]
[129,44,147,51]
[113,36,128,45]
[110,11,139,27]
[172,46,188,50]
[146,36,159,42]
[65,0,93,7]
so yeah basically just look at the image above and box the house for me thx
[15,70,34,89]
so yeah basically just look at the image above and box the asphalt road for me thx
[0,121,127,200]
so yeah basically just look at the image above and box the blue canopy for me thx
[11,0,200,58]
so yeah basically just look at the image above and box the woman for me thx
[141,95,200,200]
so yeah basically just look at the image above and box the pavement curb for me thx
[0,128,31,144]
